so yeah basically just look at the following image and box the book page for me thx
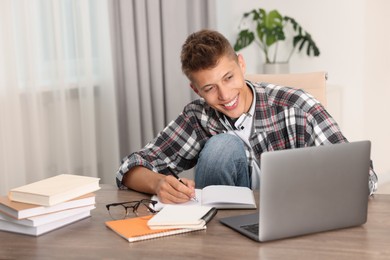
[151,189,202,211]
[201,185,255,207]
[151,186,256,210]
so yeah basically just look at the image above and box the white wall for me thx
[215,0,390,191]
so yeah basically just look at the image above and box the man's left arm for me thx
[309,103,378,195]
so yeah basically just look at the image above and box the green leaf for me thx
[267,10,283,28]
[234,30,255,51]
[292,33,320,57]
[257,9,285,47]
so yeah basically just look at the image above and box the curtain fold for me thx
[109,0,216,159]
[0,0,119,195]
[0,0,215,195]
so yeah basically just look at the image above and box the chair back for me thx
[245,71,327,107]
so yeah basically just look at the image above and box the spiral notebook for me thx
[105,215,206,243]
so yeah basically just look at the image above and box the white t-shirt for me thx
[223,84,261,189]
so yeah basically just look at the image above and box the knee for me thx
[195,133,250,188]
[199,133,246,162]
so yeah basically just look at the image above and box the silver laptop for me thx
[220,141,371,242]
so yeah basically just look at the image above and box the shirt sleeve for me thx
[306,102,378,195]
[115,102,210,189]
[305,102,348,146]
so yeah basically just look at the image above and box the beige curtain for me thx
[0,0,119,195]
[0,0,215,195]
[108,0,216,158]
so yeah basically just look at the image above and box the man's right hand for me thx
[155,175,195,204]
[121,166,196,204]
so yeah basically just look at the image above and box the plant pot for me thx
[263,63,290,74]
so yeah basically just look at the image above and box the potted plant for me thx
[234,8,320,73]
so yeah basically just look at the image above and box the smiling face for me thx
[190,54,253,119]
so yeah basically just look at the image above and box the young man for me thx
[116,29,377,204]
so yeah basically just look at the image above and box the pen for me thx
[170,172,198,202]
[201,207,217,224]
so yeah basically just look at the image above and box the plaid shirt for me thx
[116,80,352,189]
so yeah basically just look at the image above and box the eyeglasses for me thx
[105,199,158,220]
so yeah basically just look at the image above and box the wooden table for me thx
[1,184,390,259]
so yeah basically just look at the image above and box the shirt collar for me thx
[246,82,256,117]
[219,83,256,130]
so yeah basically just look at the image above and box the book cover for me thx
[0,193,96,219]
[8,174,100,206]
[105,215,206,243]
[0,210,91,236]
[152,185,256,210]
[147,205,213,229]
[0,205,95,227]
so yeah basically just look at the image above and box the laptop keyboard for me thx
[241,223,259,235]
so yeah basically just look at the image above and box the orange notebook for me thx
[105,215,206,243]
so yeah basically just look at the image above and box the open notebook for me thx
[151,185,256,211]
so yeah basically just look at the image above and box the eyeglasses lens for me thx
[108,204,128,220]
[136,202,154,217]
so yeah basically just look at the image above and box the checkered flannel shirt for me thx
[116,80,377,194]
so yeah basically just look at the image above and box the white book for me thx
[0,193,95,219]
[147,205,215,230]
[152,185,256,211]
[0,205,95,227]
[8,174,100,206]
[0,210,91,236]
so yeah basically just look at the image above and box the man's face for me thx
[190,54,252,119]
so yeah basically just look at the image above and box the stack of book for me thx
[0,174,100,236]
